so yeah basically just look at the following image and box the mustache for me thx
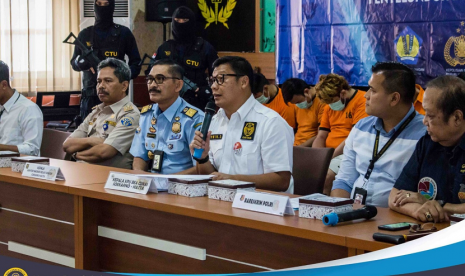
[149,88,161,93]
[98,90,109,95]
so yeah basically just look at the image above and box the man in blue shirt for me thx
[130,59,204,174]
[331,62,426,207]
[390,75,465,222]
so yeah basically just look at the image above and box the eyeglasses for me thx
[409,223,437,233]
[146,74,180,85]
[207,74,245,86]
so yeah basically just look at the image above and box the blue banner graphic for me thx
[276,0,465,86]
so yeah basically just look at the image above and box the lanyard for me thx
[364,111,416,181]
[0,93,21,121]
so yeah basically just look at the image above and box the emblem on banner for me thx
[395,26,422,65]
[198,0,236,29]
[444,22,465,67]
[4,268,27,276]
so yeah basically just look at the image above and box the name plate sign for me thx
[105,172,154,194]
[22,163,65,181]
[232,190,295,216]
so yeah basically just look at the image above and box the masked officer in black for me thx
[148,6,218,111]
[71,0,141,123]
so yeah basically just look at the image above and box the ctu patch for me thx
[241,122,257,140]
[210,134,223,140]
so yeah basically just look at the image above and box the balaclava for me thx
[171,6,196,44]
[94,0,115,30]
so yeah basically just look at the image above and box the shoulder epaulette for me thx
[140,104,152,114]
[92,105,98,110]
[181,107,198,118]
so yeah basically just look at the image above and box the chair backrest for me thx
[293,146,335,195]
[40,129,72,159]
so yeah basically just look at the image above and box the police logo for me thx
[4,268,27,276]
[120,117,134,127]
[444,21,465,67]
[241,122,256,140]
[395,26,422,65]
[172,122,181,134]
[418,177,438,200]
[198,0,236,29]
[459,184,465,203]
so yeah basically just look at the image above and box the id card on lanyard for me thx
[354,112,416,204]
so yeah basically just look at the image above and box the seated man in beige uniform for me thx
[63,58,140,169]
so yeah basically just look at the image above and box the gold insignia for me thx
[444,22,465,66]
[141,105,152,114]
[151,143,155,148]
[172,122,181,134]
[396,35,420,61]
[198,0,236,29]
[89,122,93,125]
[124,104,134,112]
[148,151,154,160]
[175,116,180,121]
[92,105,98,110]
[86,41,92,47]
[182,107,198,118]
[110,114,116,118]
[151,118,157,125]
[105,120,117,127]
[241,122,256,140]
[165,51,171,56]
[193,122,202,129]
[149,127,156,133]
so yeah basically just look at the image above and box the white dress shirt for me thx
[0,90,43,155]
[208,95,294,193]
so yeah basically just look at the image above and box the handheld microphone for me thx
[193,101,216,159]
[322,205,377,226]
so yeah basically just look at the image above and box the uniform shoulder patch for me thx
[182,107,198,118]
[123,104,134,112]
[141,105,152,114]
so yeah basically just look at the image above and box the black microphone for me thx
[193,101,216,159]
[322,205,378,226]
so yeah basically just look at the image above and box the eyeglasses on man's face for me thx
[146,74,181,85]
[207,74,245,86]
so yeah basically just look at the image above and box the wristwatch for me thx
[193,155,209,164]
[437,200,446,207]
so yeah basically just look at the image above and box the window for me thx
[0,0,81,93]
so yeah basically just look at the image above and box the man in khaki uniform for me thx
[63,58,140,169]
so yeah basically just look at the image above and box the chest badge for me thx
[136,127,141,134]
[103,123,109,131]
[148,151,154,160]
[149,127,156,133]
[241,122,257,140]
[172,122,181,134]
[175,116,180,121]
[234,142,242,155]
[151,117,157,125]
[459,184,465,203]
[165,51,171,56]
[168,144,174,150]
[418,177,438,200]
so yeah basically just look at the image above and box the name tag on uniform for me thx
[210,134,223,140]
[233,190,294,216]
[241,122,257,141]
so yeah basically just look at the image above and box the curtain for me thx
[0,0,81,94]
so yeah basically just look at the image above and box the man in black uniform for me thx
[149,6,218,111]
[71,0,141,122]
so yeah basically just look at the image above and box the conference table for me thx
[0,159,449,273]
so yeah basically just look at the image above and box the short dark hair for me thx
[282,78,309,103]
[371,61,416,104]
[151,59,185,79]
[427,75,465,122]
[0,60,10,87]
[252,73,269,95]
[212,56,254,90]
